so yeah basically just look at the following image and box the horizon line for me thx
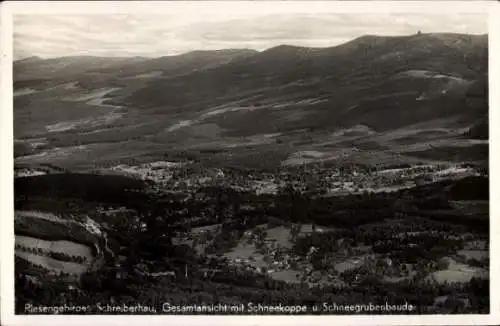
[14,31,488,62]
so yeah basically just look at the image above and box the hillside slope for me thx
[14,33,488,170]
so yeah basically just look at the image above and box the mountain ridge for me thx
[14,32,488,63]
[14,32,489,170]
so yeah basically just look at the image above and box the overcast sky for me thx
[13,13,487,60]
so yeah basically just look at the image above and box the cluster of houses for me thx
[72,153,482,209]
[107,157,478,202]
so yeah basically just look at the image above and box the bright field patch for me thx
[16,235,93,260]
[429,259,488,284]
[264,226,294,249]
[223,241,268,269]
[457,250,488,261]
[15,251,89,276]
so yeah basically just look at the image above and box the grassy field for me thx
[14,210,101,278]
[258,225,294,249]
[457,250,488,261]
[13,124,486,172]
[16,210,65,223]
[333,256,368,273]
[15,251,89,275]
[464,240,487,250]
[16,235,93,261]
[429,258,488,284]
[268,269,302,283]
[449,201,489,216]
[223,241,268,269]
[16,214,94,245]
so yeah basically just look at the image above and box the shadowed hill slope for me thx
[13,33,489,169]
[123,33,487,132]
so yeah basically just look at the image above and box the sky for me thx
[13,12,488,60]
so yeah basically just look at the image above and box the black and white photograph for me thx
[1,1,498,324]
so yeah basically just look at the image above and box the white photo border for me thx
[1,1,498,325]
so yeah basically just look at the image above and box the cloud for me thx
[13,13,487,59]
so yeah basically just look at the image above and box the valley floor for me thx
[14,162,490,314]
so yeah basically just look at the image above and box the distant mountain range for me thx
[13,33,488,170]
[14,49,258,85]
